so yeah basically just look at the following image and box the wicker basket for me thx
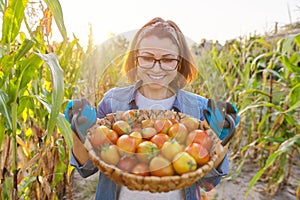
[83,110,221,193]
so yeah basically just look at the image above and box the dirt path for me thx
[70,158,299,200]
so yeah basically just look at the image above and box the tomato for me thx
[129,131,143,146]
[131,123,142,133]
[185,143,210,166]
[161,139,183,161]
[117,155,138,172]
[112,120,131,135]
[149,156,174,176]
[180,117,199,132]
[150,133,170,149]
[186,130,212,150]
[121,110,139,125]
[153,119,173,134]
[141,119,155,128]
[172,152,197,175]
[136,141,158,163]
[168,123,188,144]
[116,135,136,155]
[90,125,110,148]
[105,129,119,144]
[100,144,120,165]
[131,163,150,176]
[141,127,157,139]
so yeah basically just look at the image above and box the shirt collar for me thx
[128,80,182,112]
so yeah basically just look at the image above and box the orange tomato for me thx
[172,152,197,175]
[112,120,131,135]
[153,119,173,134]
[105,129,119,144]
[121,110,138,125]
[150,133,170,149]
[185,143,210,166]
[141,127,157,139]
[168,123,188,144]
[149,156,174,176]
[90,125,110,148]
[186,130,212,150]
[130,131,143,146]
[180,117,199,132]
[116,135,136,155]
[141,119,155,128]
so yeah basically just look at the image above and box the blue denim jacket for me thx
[70,82,229,200]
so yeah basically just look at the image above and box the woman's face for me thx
[137,35,179,93]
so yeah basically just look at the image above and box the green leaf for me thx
[0,89,11,129]
[289,82,300,107]
[0,114,4,149]
[35,53,64,136]
[281,55,300,74]
[1,0,29,44]
[44,0,67,41]
[14,39,35,62]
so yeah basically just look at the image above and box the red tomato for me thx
[116,135,136,155]
[150,133,170,149]
[149,156,174,176]
[90,125,110,148]
[117,155,138,172]
[136,141,158,163]
[180,117,199,132]
[131,163,150,176]
[153,119,173,134]
[186,130,212,150]
[112,120,131,135]
[168,123,188,144]
[172,152,197,175]
[141,127,157,139]
[100,144,120,165]
[185,143,210,166]
[161,139,183,161]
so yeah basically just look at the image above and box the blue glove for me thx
[204,99,240,146]
[64,98,97,142]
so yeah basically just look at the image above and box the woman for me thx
[66,17,239,200]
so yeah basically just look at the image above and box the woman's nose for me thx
[152,60,163,72]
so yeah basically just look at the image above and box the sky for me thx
[57,0,300,47]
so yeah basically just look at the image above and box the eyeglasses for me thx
[136,56,179,71]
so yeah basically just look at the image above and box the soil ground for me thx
[69,156,299,200]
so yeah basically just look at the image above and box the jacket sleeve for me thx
[70,150,98,178]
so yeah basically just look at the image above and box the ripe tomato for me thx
[180,117,199,132]
[141,127,157,139]
[172,152,197,175]
[153,119,173,134]
[136,141,158,163]
[117,155,138,172]
[149,156,174,176]
[129,131,143,146]
[185,143,210,166]
[186,130,212,150]
[150,133,170,149]
[105,129,119,144]
[161,139,183,161]
[90,125,110,148]
[100,144,120,165]
[112,120,131,135]
[168,123,188,144]
[131,163,150,176]
[116,135,136,155]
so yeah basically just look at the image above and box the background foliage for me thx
[0,0,299,199]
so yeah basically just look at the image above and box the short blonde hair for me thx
[122,17,197,89]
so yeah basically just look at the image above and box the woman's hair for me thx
[122,17,197,89]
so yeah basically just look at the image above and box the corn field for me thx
[0,0,299,199]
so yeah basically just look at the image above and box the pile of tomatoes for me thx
[88,110,213,177]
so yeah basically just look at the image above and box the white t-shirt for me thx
[118,91,186,200]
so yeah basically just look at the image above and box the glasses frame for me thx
[136,56,180,71]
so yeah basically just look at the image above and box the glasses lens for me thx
[137,56,178,71]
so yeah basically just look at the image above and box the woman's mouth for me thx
[148,74,165,80]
